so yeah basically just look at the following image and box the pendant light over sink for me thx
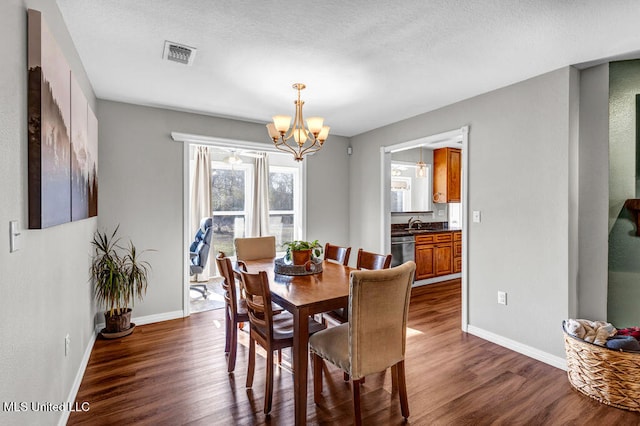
[416,146,427,178]
[266,83,330,162]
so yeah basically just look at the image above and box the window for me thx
[210,162,252,257]
[269,165,301,252]
[208,151,302,257]
[390,177,412,212]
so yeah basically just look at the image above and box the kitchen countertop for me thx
[391,228,461,237]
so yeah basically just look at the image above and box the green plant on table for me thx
[283,239,323,262]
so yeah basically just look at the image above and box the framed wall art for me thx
[28,9,98,229]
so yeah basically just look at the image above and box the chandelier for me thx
[266,83,330,161]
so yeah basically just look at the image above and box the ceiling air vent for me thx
[163,41,197,66]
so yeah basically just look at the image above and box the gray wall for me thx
[0,1,97,425]
[98,100,350,318]
[350,67,579,357]
[578,64,609,321]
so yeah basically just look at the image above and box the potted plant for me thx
[283,240,323,266]
[90,226,151,338]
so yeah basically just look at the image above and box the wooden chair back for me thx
[239,269,275,341]
[324,243,351,266]
[356,248,392,270]
[216,252,240,316]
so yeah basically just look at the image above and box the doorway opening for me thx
[380,126,469,331]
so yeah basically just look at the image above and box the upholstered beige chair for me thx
[309,261,416,426]
[324,248,392,325]
[234,236,276,261]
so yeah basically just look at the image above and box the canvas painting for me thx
[28,9,98,228]
[28,9,72,228]
[87,105,99,217]
[70,77,99,220]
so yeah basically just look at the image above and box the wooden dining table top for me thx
[241,258,352,311]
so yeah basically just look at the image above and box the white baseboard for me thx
[58,330,97,426]
[466,325,567,371]
[95,310,185,331]
[133,310,185,326]
[413,273,462,287]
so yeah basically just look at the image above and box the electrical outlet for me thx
[65,334,70,357]
[497,291,507,305]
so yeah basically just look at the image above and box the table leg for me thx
[293,307,310,425]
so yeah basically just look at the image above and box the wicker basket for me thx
[562,321,640,412]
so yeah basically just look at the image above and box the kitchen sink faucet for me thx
[407,217,423,230]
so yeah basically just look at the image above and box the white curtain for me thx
[191,145,213,281]
[250,152,270,236]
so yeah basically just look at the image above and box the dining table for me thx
[240,258,352,425]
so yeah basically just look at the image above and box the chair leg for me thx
[246,337,255,388]
[344,372,365,384]
[396,360,410,419]
[224,309,231,354]
[391,364,398,391]
[227,319,238,373]
[264,349,274,414]
[278,349,282,365]
[312,353,323,404]
[352,378,363,426]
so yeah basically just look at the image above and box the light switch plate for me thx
[9,220,20,253]
[472,211,481,223]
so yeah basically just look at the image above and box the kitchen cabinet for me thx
[453,231,462,273]
[433,147,461,203]
[415,232,453,280]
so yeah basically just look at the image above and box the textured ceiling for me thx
[56,0,640,137]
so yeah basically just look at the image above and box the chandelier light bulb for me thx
[306,117,324,135]
[273,115,292,133]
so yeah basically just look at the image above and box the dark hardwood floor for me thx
[68,280,640,425]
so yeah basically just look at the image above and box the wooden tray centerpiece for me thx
[274,257,323,276]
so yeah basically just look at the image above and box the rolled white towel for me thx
[566,319,586,339]
[566,319,617,346]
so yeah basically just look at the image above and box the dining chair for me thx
[309,261,416,426]
[356,248,392,270]
[239,268,326,415]
[216,252,286,373]
[324,242,351,266]
[234,236,276,261]
[215,252,249,373]
[324,248,393,326]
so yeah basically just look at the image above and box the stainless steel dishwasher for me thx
[390,235,415,268]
